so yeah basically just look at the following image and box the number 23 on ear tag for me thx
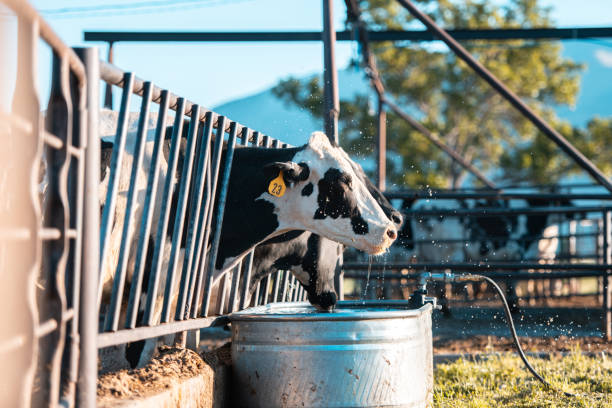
[268,171,286,197]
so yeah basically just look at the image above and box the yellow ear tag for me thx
[268,171,286,197]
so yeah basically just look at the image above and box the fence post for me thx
[322,0,339,144]
[75,46,100,408]
[603,210,611,341]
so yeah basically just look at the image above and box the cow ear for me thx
[264,161,310,185]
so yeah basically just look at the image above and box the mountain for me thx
[215,41,612,145]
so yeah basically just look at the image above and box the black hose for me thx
[454,273,577,398]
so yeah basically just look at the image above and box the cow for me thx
[392,196,578,314]
[97,112,398,366]
[245,162,404,311]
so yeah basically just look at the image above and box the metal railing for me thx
[95,60,299,354]
[342,193,612,339]
[1,1,90,407]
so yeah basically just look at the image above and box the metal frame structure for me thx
[1,1,91,407]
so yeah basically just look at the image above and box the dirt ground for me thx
[434,334,610,354]
[97,344,231,406]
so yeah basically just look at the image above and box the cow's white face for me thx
[260,132,397,255]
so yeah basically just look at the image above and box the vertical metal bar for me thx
[75,46,99,408]
[216,272,229,314]
[4,15,41,408]
[271,271,281,302]
[37,52,72,408]
[228,263,242,312]
[227,127,251,312]
[603,210,611,340]
[202,121,239,316]
[395,0,612,193]
[253,281,261,306]
[190,116,228,317]
[376,95,386,191]
[98,72,135,306]
[181,113,214,319]
[142,98,186,326]
[125,90,170,328]
[262,275,271,304]
[322,0,339,144]
[104,82,153,332]
[238,252,255,310]
[290,275,298,301]
[61,49,87,408]
[162,106,201,323]
[103,42,114,109]
[281,270,291,302]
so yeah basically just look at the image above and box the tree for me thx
[273,0,611,189]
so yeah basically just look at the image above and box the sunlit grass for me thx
[434,348,612,407]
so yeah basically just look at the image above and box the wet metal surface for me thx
[230,301,433,408]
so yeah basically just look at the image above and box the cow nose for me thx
[386,228,397,240]
[391,213,403,226]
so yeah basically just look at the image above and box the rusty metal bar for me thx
[322,0,339,144]
[395,0,612,193]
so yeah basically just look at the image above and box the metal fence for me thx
[1,1,302,406]
[95,61,301,354]
[1,1,90,407]
[342,191,612,339]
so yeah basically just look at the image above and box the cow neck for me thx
[214,145,304,271]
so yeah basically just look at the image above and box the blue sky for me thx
[1,0,611,111]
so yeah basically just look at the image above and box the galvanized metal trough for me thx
[229,300,433,408]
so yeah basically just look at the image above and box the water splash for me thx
[363,255,373,300]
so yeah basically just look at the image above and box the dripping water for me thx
[363,255,373,300]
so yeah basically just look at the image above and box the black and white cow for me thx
[246,163,403,311]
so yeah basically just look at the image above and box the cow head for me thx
[262,132,398,255]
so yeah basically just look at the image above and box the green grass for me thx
[434,349,612,407]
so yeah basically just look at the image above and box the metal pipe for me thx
[395,0,612,193]
[322,0,339,144]
[384,98,498,189]
[342,262,611,271]
[385,190,612,200]
[104,42,113,109]
[75,46,99,408]
[142,98,186,326]
[603,210,611,340]
[163,106,201,323]
[125,90,170,328]
[97,72,134,307]
[104,81,152,332]
[98,61,292,148]
[376,95,386,191]
[84,27,612,43]
[202,122,239,317]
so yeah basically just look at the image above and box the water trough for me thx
[229,300,433,408]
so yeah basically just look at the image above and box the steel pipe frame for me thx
[99,61,289,148]
[385,191,612,201]
[395,0,612,193]
[84,27,612,43]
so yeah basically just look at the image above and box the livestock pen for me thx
[3,0,612,407]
